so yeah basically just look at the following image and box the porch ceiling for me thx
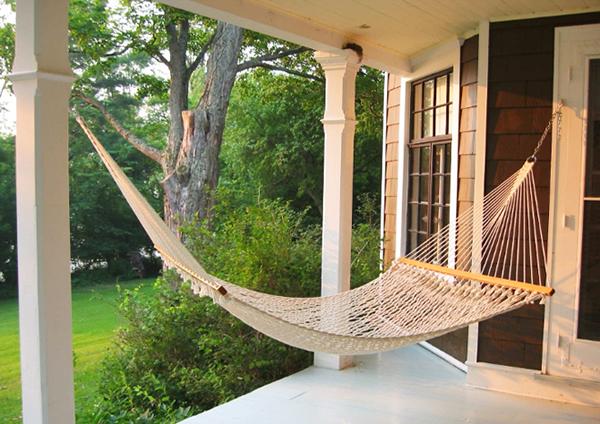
[161,0,600,73]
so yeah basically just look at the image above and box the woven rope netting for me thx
[76,114,556,355]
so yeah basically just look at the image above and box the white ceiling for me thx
[161,0,600,73]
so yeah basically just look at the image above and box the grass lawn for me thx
[0,278,156,422]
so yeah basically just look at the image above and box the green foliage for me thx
[95,276,310,422]
[94,196,380,421]
[69,107,163,281]
[0,12,14,100]
[222,68,384,223]
[0,135,16,295]
[351,193,382,288]
[67,0,169,281]
[183,197,322,297]
[94,199,318,421]
[221,71,324,216]
[1,1,385,420]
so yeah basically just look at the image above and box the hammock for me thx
[75,115,556,355]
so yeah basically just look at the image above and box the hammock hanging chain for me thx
[528,102,563,162]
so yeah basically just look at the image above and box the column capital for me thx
[12,0,72,76]
[314,49,361,70]
[315,49,361,123]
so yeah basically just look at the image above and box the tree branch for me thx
[104,41,135,58]
[155,51,170,67]
[304,185,323,217]
[244,63,323,82]
[236,46,310,72]
[77,94,162,164]
[186,32,215,76]
[0,78,8,99]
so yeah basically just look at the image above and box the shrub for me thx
[94,276,311,422]
[94,197,381,422]
[94,199,320,422]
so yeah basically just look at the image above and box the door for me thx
[547,24,600,381]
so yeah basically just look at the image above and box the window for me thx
[578,58,600,341]
[407,70,453,253]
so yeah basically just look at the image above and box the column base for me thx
[314,352,353,370]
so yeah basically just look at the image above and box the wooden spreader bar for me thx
[398,258,555,296]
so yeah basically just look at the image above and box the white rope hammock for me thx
[75,113,556,355]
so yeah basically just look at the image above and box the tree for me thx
[0,1,170,284]
[69,100,163,279]
[76,1,315,231]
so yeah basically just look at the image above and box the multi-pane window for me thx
[407,70,453,253]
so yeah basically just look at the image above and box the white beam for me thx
[10,0,75,422]
[313,49,360,370]
[158,0,411,74]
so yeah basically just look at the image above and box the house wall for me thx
[382,74,401,267]
[477,12,600,370]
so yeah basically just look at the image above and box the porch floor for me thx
[181,345,600,423]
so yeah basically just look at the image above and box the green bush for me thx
[94,197,381,422]
[94,200,320,422]
[351,193,382,288]
[94,276,311,422]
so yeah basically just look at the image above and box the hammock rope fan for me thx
[75,107,559,355]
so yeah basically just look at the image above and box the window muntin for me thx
[407,70,453,253]
[411,70,453,142]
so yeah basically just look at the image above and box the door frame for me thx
[545,23,600,381]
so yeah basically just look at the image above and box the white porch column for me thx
[10,0,75,422]
[314,49,360,370]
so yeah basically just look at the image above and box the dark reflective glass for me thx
[578,202,600,341]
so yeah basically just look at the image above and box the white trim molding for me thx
[490,7,600,23]
[9,70,76,83]
[467,361,600,407]
[545,23,600,382]
[467,20,490,366]
[379,72,389,270]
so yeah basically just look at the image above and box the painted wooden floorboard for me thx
[181,345,599,423]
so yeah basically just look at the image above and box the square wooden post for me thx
[10,0,75,421]
[314,49,360,370]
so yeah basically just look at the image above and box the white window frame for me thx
[395,39,461,263]
[393,38,463,369]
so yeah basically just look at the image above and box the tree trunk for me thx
[162,23,243,231]
[80,18,307,234]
